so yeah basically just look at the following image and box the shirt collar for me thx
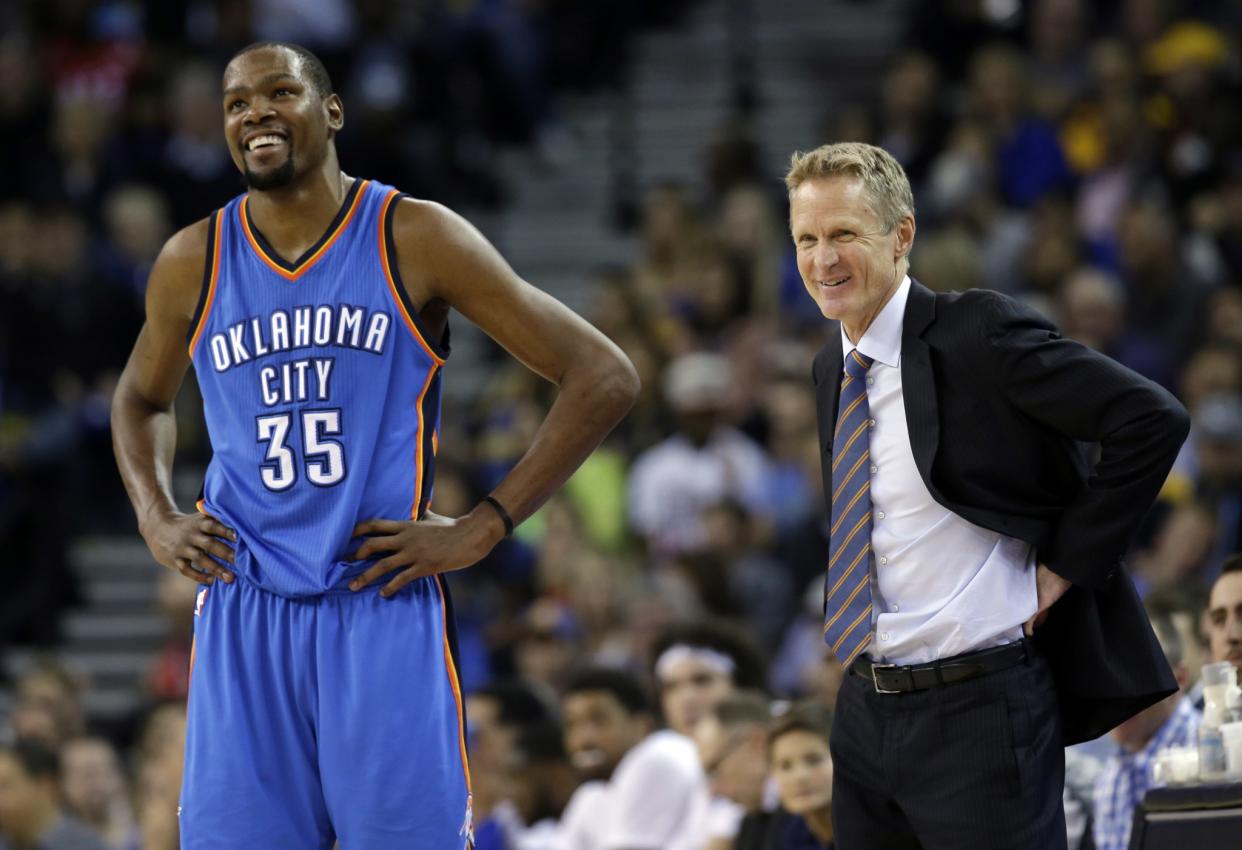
[839,275,910,369]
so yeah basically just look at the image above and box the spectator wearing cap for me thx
[628,352,775,556]
[0,739,107,850]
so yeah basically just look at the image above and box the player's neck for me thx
[245,162,352,260]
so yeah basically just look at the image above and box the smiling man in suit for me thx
[791,142,1189,850]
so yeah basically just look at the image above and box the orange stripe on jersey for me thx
[195,498,206,514]
[434,576,473,796]
[239,180,370,281]
[378,190,446,366]
[411,365,439,519]
[186,635,197,700]
[187,215,223,358]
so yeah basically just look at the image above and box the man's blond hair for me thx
[785,142,914,231]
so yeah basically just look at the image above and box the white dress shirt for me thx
[597,730,707,850]
[840,276,1038,665]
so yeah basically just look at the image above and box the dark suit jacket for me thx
[812,281,1190,745]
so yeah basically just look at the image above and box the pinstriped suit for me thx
[812,280,1188,848]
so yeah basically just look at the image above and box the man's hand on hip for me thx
[1024,564,1072,636]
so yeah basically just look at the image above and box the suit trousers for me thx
[830,643,1067,850]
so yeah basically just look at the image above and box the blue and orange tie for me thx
[823,349,876,667]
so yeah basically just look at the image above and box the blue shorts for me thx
[179,575,473,849]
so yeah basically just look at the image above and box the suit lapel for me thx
[825,336,844,431]
[813,330,845,512]
[902,281,941,497]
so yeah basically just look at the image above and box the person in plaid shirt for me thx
[1092,609,1201,850]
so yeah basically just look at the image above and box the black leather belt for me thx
[850,640,1029,694]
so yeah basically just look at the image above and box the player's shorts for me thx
[179,573,473,849]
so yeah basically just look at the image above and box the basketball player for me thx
[111,42,639,849]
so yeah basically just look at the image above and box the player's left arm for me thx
[350,199,640,597]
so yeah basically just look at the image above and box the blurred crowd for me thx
[3,0,1242,848]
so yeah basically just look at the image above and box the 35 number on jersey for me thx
[256,409,346,490]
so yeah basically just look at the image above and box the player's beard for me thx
[244,147,296,191]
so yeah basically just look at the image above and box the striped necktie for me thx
[823,348,876,667]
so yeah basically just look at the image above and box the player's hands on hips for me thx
[348,508,504,598]
[140,509,236,584]
[1023,563,1072,636]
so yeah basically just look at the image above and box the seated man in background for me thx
[652,621,769,850]
[692,690,778,850]
[60,737,140,850]
[0,739,106,850]
[558,667,657,850]
[1206,554,1242,680]
[1092,608,1201,850]
[466,681,554,850]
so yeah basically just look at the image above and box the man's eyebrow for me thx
[223,72,300,98]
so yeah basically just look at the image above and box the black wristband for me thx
[482,496,514,537]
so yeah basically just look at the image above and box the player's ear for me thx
[325,93,344,134]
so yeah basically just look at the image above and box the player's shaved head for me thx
[228,41,333,99]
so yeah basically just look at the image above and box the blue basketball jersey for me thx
[187,178,449,598]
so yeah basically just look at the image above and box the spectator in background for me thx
[1092,607,1200,850]
[968,43,1073,209]
[130,706,185,850]
[60,738,139,850]
[1118,198,1216,367]
[1206,554,1242,679]
[0,739,106,850]
[1191,394,1242,564]
[512,598,583,704]
[875,51,947,192]
[1133,500,1216,597]
[628,352,774,557]
[500,722,578,850]
[771,580,847,706]
[632,181,708,317]
[466,681,553,850]
[157,63,245,228]
[145,571,196,704]
[23,96,124,221]
[687,499,793,648]
[98,185,172,300]
[1026,0,1092,123]
[650,621,768,850]
[1057,266,1175,390]
[558,667,653,850]
[767,702,836,850]
[7,658,85,749]
[692,690,777,850]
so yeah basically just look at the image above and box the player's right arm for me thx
[111,218,236,585]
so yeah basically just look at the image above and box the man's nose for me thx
[243,99,274,124]
[813,243,839,270]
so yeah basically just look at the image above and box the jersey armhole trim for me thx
[187,210,222,357]
[380,191,449,365]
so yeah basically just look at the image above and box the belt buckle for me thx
[870,663,903,694]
